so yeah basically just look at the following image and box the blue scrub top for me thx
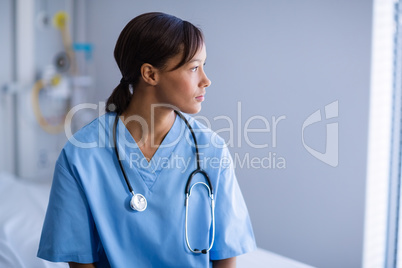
[37,112,256,267]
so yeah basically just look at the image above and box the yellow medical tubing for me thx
[31,11,76,134]
[53,11,76,74]
[31,77,66,134]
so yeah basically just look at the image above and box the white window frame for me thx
[363,0,398,267]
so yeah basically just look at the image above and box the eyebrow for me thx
[188,58,206,64]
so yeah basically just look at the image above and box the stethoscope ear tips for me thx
[130,194,147,212]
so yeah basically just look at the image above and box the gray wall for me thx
[0,0,15,174]
[86,1,372,267]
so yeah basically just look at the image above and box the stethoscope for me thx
[112,111,215,254]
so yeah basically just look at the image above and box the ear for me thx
[140,63,158,86]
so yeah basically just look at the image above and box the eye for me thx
[191,66,199,72]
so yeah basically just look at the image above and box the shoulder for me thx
[64,112,114,149]
[181,113,233,172]
[69,113,111,144]
[57,113,113,170]
[181,113,227,150]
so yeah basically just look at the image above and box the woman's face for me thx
[154,44,211,114]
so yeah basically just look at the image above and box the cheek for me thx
[172,75,195,92]
[159,72,196,99]
[163,73,185,88]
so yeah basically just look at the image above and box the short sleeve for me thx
[37,160,100,264]
[209,148,256,260]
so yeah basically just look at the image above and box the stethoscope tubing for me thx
[113,114,135,194]
[185,182,215,254]
[113,111,215,253]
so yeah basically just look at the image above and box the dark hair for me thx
[106,12,204,114]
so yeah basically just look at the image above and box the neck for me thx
[120,85,176,150]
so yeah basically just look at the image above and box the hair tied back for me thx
[120,77,129,86]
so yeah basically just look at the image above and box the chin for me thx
[179,106,202,115]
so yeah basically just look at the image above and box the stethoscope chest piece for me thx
[130,193,147,212]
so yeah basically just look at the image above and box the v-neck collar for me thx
[115,112,184,190]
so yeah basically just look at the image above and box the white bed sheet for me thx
[237,248,315,268]
[0,172,67,268]
[0,172,314,268]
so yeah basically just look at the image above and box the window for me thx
[363,0,402,267]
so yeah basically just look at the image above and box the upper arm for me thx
[37,161,100,263]
[212,257,236,268]
[209,146,256,260]
[69,263,96,268]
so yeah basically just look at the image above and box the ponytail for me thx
[105,81,132,115]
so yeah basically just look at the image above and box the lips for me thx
[196,92,205,100]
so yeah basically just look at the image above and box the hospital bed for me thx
[0,172,314,268]
[0,172,67,267]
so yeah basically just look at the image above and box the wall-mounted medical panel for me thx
[15,0,74,182]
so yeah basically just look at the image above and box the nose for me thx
[202,70,211,88]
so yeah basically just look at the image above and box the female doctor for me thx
[38,12,256,268]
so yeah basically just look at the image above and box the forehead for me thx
[165,44,207,70]
[188,44,207,62]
